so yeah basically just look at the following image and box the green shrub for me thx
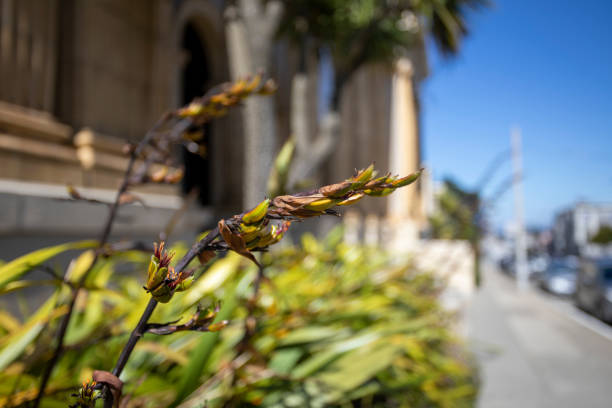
[180,229,478,407]
[0,230,477,407]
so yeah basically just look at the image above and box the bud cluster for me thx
[145,242,194,303]
[212,165,421,265]
[69,379,98,408]
[268,164,422,219]
[176,74,277,123]
[238,199,291,251]
[127,75,277,187]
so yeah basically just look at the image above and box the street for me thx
[467,261,612,408]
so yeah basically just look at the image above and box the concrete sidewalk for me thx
[466,261,612,408]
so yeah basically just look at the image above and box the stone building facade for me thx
[0,0,426,251]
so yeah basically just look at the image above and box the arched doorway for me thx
[180,22,212,205]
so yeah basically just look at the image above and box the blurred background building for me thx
[553,202,612,257]
[0,0,425,254]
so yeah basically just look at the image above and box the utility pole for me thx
[511,127,528,290]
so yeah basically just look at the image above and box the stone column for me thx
[386,58,421,251]
[225,2,280,208]
[343,210,361,246]
[364,214,380,247]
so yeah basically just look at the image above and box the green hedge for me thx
[0,229,477,407]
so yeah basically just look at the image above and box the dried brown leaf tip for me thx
[218,219,260,266]
[198,250,216,265]
[118,192,146,207]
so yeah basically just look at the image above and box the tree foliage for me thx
[430,179,479,242]
[590,225,612,245]
[277,0,487,104]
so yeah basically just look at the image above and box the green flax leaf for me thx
[0,240,98,288]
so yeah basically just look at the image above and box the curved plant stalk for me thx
[34,120,162,407]
[35,75,274,407]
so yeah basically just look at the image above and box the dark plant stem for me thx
[33,118,167,407]
[176,227,220,272]
[101,298,159,408]
[34,169,134,407]
[101,228,221,407]
[112,298,158,377]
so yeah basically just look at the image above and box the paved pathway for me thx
[466,261,612,408]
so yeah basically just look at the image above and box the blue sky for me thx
[422,0,612,229]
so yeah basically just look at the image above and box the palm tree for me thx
[275,0,488,187]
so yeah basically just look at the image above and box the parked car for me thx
[529,254,549,276]
[537,257,578,296]
[575,258,612,323]
[499,253,550,279]
[528,254,550,282]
